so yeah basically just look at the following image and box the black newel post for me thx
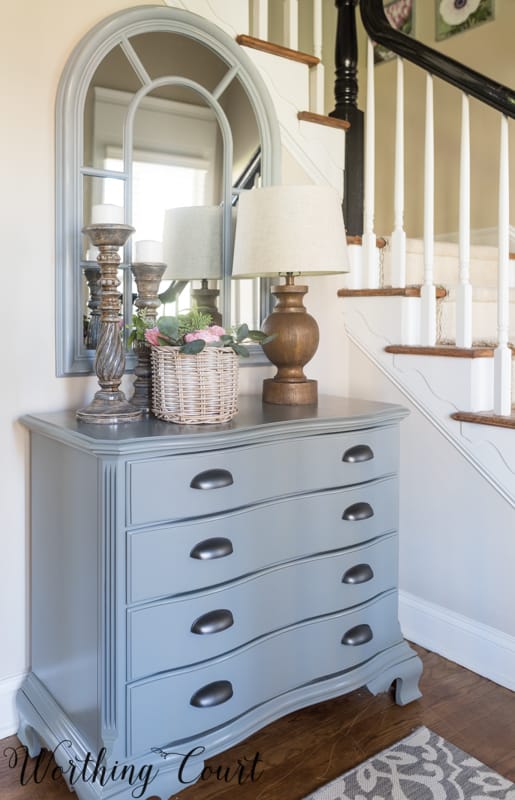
[329,0,364,237]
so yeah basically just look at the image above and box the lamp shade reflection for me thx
[162,206,223,280]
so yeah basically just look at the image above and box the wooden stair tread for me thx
[236,35,320,66]
[384,344,496,358]
[451,410,515,429]
[297,111,350,131]
[338,286,447,299]
[346,235,387,248]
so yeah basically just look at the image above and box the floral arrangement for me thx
[129,309,274,357]
[437,0,493,41]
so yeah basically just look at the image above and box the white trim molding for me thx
[399,590,515,691]
[0,672,26,739]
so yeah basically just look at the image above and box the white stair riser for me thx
[382,241,515,289]
[341,297,494,411]
[439,298,515,343]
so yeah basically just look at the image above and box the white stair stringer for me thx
[342,296,515,507]
[240,47,346,193]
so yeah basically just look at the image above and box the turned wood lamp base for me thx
[262,377,318,405]
[261,276,319,406]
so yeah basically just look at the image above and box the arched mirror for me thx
[56,6,281,376]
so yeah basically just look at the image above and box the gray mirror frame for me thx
[56,4,281,376]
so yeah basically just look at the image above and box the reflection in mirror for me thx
[57,7,281,375]
[162,206,223,324]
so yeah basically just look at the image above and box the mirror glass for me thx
[56,7,280,375]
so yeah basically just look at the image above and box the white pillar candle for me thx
[134,240,163,262]
[91,203,124,224]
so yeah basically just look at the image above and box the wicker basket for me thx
[150,345,239,424]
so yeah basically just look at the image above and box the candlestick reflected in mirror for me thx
[162,206,223,325]
[130,241,166,414]
[231,185,350,406]
[77,222,142,424]
[84,262,102,350]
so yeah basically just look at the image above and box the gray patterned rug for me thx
[305,726,515,800]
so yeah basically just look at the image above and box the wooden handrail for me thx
[359,0,515,119]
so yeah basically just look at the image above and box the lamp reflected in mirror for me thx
[162,205,223,325]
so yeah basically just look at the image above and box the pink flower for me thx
[385,0,412,29]
[144,327,161,346]
[209,325,226,337]
[184,328,223,344]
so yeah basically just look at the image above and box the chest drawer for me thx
[127,426,398,527]
[128,591,401,754]
[128,533,397,679]
[127,477,398,604]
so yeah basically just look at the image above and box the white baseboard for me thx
[0,672,25,740]
[399,590,515,691]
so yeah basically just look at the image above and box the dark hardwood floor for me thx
[2,645,515,800]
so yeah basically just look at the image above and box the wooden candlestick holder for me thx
[77,223,142,424]
[130,262,166,413]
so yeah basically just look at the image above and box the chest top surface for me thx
[21,394,408,457]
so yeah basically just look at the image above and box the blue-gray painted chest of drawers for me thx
[18,395,422,800]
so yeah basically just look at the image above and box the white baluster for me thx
[391,57,406,288]
[310,0,324,114]
[363,38,380,288]
[494,114,512,415]
[313,0,322,59]
[283,0,299,50]
[420,73,437,345]
[456,93,472,347]
[252,0,268,40]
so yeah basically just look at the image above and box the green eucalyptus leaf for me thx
[236,323,249,342]
[231,343,250,357]
[181,339,206,354]
[158,317,180,342]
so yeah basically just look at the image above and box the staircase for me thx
[160,0,515,507]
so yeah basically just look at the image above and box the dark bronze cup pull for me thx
[190,537,233,560]
[190,680,233,708]
[342,502,374,521]
[342,564,374,584]
[191,609,234,635]
[342,444,374,463]
[190,468,233,490]
[341,624,373,646]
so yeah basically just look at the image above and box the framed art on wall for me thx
[375,0,414,64]
[436,0,494,41]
